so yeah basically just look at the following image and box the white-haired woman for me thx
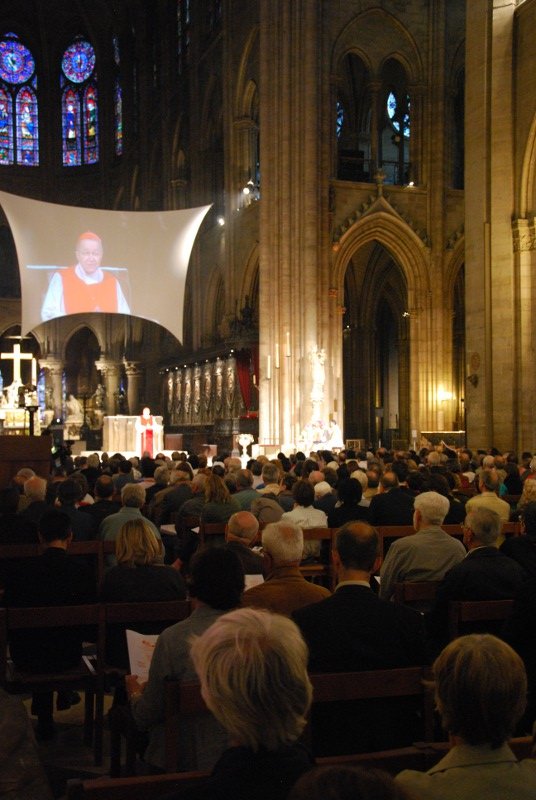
[161,607,314,799]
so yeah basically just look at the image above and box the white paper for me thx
[245,574,264,589]
[126,629,159,682]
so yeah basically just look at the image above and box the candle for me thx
[31,358,37,386]
[266,355,271,380]
[275,343,280,369]
[285,331,291,357]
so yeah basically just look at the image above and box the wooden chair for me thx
[448,598,514,640]
[198,521,226,545]
[106,599,192,778]
[393,581,440,614]
[164,679,207,772]
[300,527,334,589]
[0,603,105,765]
[376,526,415,562]
[317,735,534,774]
[308,666,435,741]
[66,771,208,800]
[0,540,106,593]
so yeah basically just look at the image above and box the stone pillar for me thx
[39,358,63,419]
[124,361,143,416]
[258,0,330,447]
[95,360,121,416]
[465,0,516,449]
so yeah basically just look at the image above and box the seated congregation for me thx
[1,442,536,798]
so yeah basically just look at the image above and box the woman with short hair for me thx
[160,606,313,799]
[396,634,536,799]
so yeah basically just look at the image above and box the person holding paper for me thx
[40,231,130,321]
[100,519,186,668]
[125,547,245,772]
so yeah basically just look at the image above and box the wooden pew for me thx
[448,598,515,640]
[0,603,104,765]
[393,581,440,614]
[106,599,192,777]
[300,527,334,589]
[65,736,535,799]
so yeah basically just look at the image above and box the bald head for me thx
[226,511,259,545]
[308,470,324,486]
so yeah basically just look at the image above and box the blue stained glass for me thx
[62,87,81,166]
[0,88,13,164]
[387,91,410,139]
[62,41,95,84]
[16,86,38,165]
[0,35,35,84]
[83,84,98,163]
[114,80,123,155]
[336,100,344,139]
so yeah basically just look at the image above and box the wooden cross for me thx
[1,343,36,385]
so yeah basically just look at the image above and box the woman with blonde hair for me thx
[200,472,240,523]
[511,477,536,521]
[101,518,186,667]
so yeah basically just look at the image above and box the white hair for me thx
[262,520,303,564]
[414,491,449,525]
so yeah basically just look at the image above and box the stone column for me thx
[258,0,330,447]
[465,0,516,449]
[124,361,143,416]
[39,358,63,419]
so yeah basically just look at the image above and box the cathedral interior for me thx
[0,0,535,455]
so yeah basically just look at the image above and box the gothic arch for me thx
[332,210,430,301]
[239,243,259,308]
[332,8,424,84]
[234,26,260,117]
[444,237,466,300]
[60,321,102,360]
[519,110,536,217]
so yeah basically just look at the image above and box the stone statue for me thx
[310,346,326,406]
[65,393,83,422]
[93,383,105,409]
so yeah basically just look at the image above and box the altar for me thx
[103,415,164,455]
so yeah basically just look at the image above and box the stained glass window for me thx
[387,91,410,139]
[16,87,38,166]
[61,38,98,166]
[114,79,123,155]
[336,100,344,139]
[0,33,38,166]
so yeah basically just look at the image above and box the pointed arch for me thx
[333,210,430,301]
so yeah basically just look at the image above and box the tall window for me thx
[0,33,38,166]
[61,38,98,166]
[112,34,123,156]
[177,0,191,74]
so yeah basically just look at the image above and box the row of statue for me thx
[163,357,243,426]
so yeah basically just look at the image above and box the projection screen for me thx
[0,190,211,343]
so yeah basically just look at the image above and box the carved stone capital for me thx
[512,218,536,252]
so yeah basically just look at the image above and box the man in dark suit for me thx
[56,478,95,541]
[428,506,526,651]
[367,471,415,526]
[79,474,121,533]
[292,521,426,755]
[4,509,96,739]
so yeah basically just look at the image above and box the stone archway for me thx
[342,241,409,447]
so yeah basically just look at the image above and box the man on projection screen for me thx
[40,231,130,321]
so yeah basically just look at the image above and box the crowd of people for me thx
[1,441,536,797]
